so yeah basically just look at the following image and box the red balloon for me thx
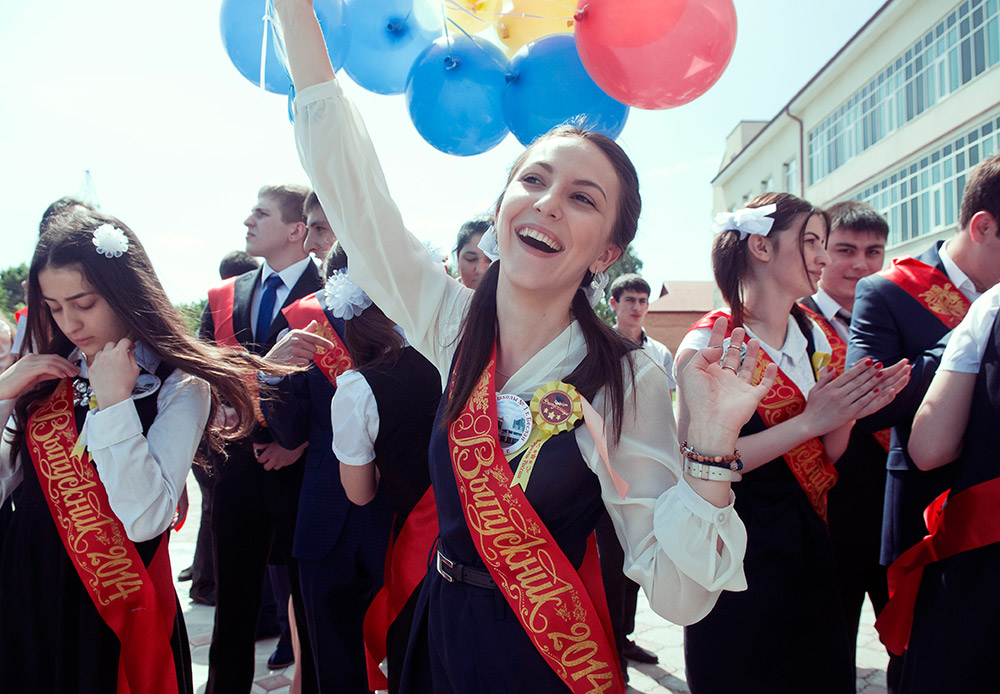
[574,0,737,110]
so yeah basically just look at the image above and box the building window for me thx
[852,112,1000,246]
[784,159,799,195]
[761,176,774,193]
[809,0,1000,184]
[742,191,753,204]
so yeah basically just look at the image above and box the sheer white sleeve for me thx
[331,369,380,466]
[0,399,20,505]
[576,352,747,626]
[293,79,471,378]
[84,371,210,543]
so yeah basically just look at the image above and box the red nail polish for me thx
[875,362,883,369]
[874,387,880,394]
[876,371,884,379]
[865,357,873,366]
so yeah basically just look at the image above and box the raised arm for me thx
[276,0,470,373]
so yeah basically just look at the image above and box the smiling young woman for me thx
[274,2,778,692]
[674,193,911,693]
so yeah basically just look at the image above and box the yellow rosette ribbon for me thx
[509,381,583,491]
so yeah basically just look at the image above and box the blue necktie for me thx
[255,274,284,345]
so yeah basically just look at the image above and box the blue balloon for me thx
[287,84,296,124]
[342,0,442,95]
[503,34,629,146]
[220,0,292,94]
[406,36,510,156]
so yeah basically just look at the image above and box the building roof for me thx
[711,0,895,185]
[647,281,716,312]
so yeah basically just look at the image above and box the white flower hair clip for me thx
[324,269,373,320]
[477,225,499,263]
[711,203,777,240]
[92,224,129,258]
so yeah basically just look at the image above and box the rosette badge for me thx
[92,224,129,258]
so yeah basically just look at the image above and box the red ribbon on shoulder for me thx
[281,292,354,385]
[26,380,179,694]
[880,256,972,330]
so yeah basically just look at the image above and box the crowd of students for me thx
[1,2,999,692]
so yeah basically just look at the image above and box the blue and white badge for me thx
[497,393,532,455]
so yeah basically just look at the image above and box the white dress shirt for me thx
[292,78,747,625]
[0,342,210,543]
[939,242,982,304]
[940,283,1000,373]
[250,257,314,340]
[811,289,851,342]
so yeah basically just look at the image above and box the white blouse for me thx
[940,282,1000,374]
[0,344,210,543]
[292,79,747,625]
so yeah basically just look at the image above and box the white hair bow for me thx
[711,203,777,240]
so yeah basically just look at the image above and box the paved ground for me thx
[172,481,890,693]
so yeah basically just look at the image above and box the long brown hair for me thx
[712,192,829,326]
[442,125,641,442]
[7,208,263,455]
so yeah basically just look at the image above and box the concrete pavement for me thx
[171,480,890,693]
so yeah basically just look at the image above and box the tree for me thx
[175,299,208,336]
[0,264,28,321]
[594,244,644,325]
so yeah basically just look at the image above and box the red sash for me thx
[26,380,179,694]
[281,292,354,385]
[362,488,439,690]
[691,310,840,520]
[875,477,1000,654]
[14,306,27,322]
[880,256,972,330]
[447,348,624,694]
[206,277,238,348]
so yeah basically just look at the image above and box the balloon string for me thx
[259,0,270,91]
[443,15,511,75]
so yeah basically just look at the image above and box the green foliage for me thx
[175,298,207,336]
[594,245,645,326]
[0,263,28,322]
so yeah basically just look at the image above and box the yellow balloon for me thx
[443,0,502,35]
[494,0,575,54]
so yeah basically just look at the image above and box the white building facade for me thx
[713,0,1000,259]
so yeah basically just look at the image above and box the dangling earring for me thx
[583,269,609,307]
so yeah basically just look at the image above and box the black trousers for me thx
[595,511,639,670]
[189,461,216,599]
[205,447,317,694]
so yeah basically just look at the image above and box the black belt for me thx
[436,550,496,589]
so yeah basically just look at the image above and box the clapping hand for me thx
[89,338,140,409]
[680,317,778,450]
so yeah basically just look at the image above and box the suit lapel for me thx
[233,269,259,349]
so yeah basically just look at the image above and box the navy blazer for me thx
[847,241,953,471]
[261,302,391,562]
[847,241,956,563]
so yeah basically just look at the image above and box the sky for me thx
[0,0,888,305]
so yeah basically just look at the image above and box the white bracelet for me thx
[685,459,742,482]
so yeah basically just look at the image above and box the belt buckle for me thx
[436,551,455,582]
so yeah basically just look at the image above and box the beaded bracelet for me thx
[684,459,742,482]
[680,441,744,471]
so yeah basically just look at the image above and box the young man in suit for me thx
[801,201,891,682]
[849,155,1000,569]
[201,184,323,694]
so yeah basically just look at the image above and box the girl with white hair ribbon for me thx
[675,193,911,692]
